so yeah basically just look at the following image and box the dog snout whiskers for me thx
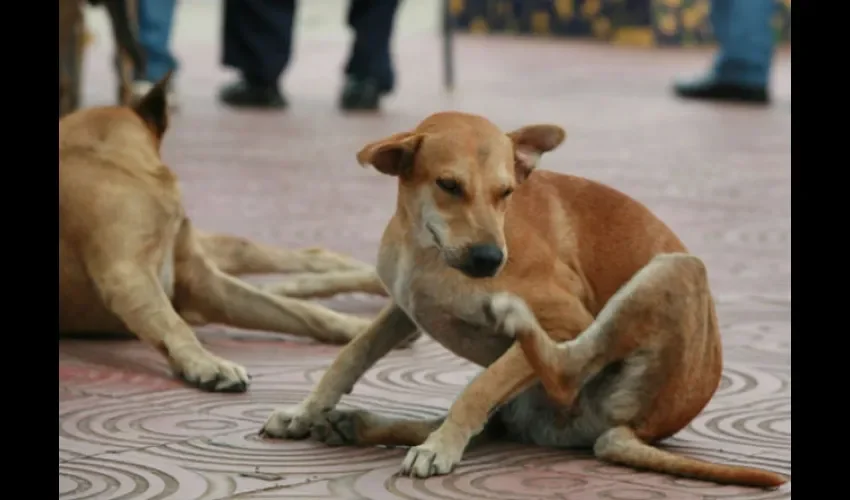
[426,224,443,248]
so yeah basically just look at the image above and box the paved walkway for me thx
[61,1,791,498]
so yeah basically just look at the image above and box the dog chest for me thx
[382,276,509,366]
[378,247,511,366]
[401,293,511,367]
[424,317,512,367]
[377,248,416,312]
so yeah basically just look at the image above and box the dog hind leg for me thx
[196,231,375,276]
[176,224,371,344]
[494,253,787,488]
[263,269,388,298]
[491,254,715,409]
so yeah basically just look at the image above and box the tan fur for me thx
[59,76,392,393]
[260,112,788,488]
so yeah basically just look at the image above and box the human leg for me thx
[340,0,402,111]
[220,0,296,108]
[133,0,180,107]
[673,0,777,104]
[711,0,776,87]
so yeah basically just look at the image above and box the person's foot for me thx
[219,80,287,109]
[132,80,180,110]
[673,76,769,105]
[339,76,386,111]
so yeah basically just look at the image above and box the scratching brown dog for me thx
[260,112,789,488]
[59,74,392,393]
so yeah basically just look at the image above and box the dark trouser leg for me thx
[222,0,295,85]
[345,0,400,92]
[340,0,401,110]
[220,0,294,107]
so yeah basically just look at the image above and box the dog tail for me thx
[594,427,788,489]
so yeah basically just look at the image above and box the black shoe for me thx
[219,80,287,109]
[673,76,769,105]
[339,76,385,111]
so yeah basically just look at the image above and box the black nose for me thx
[461,244,505,278]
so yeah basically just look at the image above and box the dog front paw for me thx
[483,292,538,338]
[260,406,365,446]
[174,350,250,393]
[259,403,321,440]
[400,436,464,478]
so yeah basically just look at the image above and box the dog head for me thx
[357,112,565,279]
[59,71,173,150]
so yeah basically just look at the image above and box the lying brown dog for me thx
[260,112,789,488]
[59,74,392,393]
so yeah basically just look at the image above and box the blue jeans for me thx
[136,0,178,82]
[710,0,776,87]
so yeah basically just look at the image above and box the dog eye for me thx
[500,187,514,199]
[436,178,463,197]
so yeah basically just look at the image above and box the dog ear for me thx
[133,70,174,140]
[507,124,566,183]
[356,132,425,177]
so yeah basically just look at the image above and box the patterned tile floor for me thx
[60,1,791,498]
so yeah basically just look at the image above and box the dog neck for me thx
[376,213,513,366]
[378,214,442,298]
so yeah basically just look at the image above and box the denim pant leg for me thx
[137,0,179,82]
[710,0,776,87]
